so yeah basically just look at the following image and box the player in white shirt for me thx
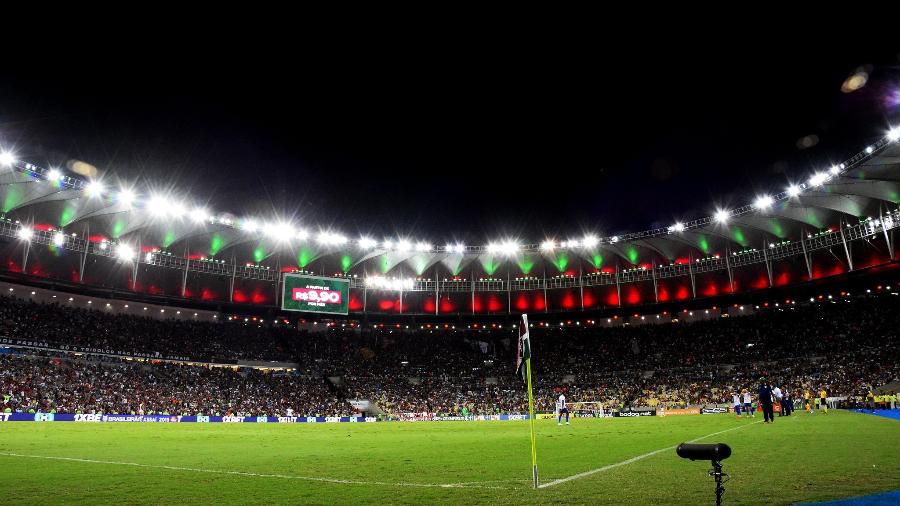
[732,393,742,417]
[557,394,569,425]
[742,390,755,417]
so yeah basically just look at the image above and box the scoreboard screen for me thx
[281,274,350,315]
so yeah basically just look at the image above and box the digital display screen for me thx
[281,274,350,315]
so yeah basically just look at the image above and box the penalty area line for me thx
[537,420,762,489]
[0,452,507,490]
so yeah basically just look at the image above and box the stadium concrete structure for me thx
[1,127,899,317]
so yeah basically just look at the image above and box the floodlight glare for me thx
[17,227,33,241]
[190,208,208,223]
[147,196,168,217]
[754,195,774,209]
[0,151,15,167]
[116,243,135,261]
[117,189,136,207]
[359,237,377,249]
[242,219,259,233]
[452,244,465,254]
[888,126,900,142]
[671,222,685,233]
[47,169,62,181]
[295,229,309,240]
[582,235,598,248]
[541,240,556,251]
[714,210,730,223]
[786,184,801,197]
[52,232,65,246]
[829,165,841,175]
[415,242,432,252]
[85,181,104,198]
[809,172,828,187]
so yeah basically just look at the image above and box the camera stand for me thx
[708,460,729,506]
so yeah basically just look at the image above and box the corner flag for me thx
[516,314,531,383]
[517,314,538,488]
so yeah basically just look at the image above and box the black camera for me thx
[676,443,732,461]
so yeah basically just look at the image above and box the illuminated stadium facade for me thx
[1,127,899,317]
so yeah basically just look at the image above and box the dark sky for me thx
[1,39,898,245]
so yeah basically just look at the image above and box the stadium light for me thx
[415,242,432,252]
[888,126,900,142]
[670,222,685,233]
[190,208,209,223]
[865,146,874,154]
[487,243,500,254]
[85,181,104,198]
[809,172,828,187]
[317,231,346,246]
[382,240,393,250]
[17,227,33,241]
[541,240,556,251]
[295,229,309,240]
[117,189,136,207]
[170,202,187,218]
[0,151,15,167]
[116,243,135,261]
[359,237,377,249]
[610,236,620,244]
[52,232,65,246]
[829,165,841,176]
[500,241,519,255]
[786,184,801,197]
[147,196,168,217]
[753,195,774,209]
[714,209,730,223]
[582,235,598,248]
[242,219,259,233]
[451,243,465,254]
[396,240,412,253]
[47,168,63,181]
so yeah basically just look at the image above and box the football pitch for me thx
[1,411,898,505]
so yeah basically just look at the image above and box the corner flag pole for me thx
[522,313,538,489]
[526,354,538,488]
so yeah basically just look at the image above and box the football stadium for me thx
[1,48,900,505]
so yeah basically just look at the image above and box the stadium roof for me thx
[1,127,899,276]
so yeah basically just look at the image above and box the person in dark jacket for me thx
[759,378,775,423]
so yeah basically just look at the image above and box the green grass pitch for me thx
[1,411,897,504]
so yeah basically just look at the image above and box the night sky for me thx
[1,40,898,246]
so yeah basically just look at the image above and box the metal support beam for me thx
[880,208,894,261]
[839,221,854,271]
[762,241,773,287]
[131,239,142,291]
[724,247,735,293]
[79,223,89,283]
[181,244,190,298]
[615,262,622,307]
[651,259,658,303]
[543,267,548,313]
[229,252,236,303]
[434,265,439,316]
[579,262,585,310]
[799,231,813,280]
[21,241,30,275]
[688,252,696,299]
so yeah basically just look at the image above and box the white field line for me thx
[0,452,507,490]
[537,420,763,489]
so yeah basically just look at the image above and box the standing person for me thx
[819,387,828,414]
[732,391,742,418]
[557,393,569,426]
[759,378,775,424]
[773,385,784,417]
[804,389,813,414]
[782,387,792,416]
[742,389,754,418]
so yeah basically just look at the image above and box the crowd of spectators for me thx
[1,292,897,417]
